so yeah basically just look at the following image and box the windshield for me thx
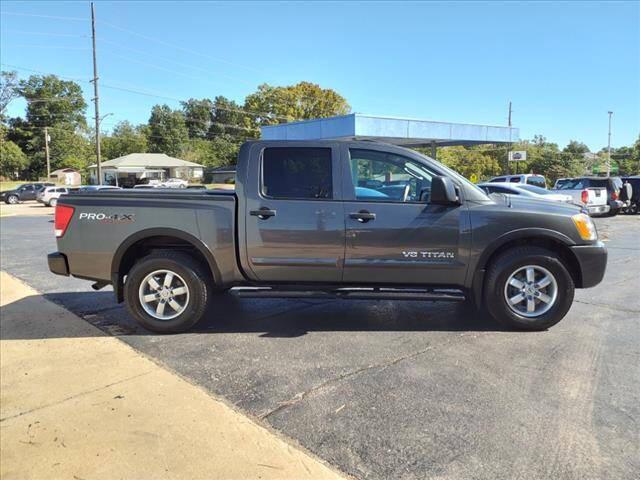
[516,184,550,195]
[412,150,489,200]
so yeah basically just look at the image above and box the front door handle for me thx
[349,210,376,223]
[250,207,277,220]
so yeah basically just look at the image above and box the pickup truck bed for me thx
[49,140,607,333]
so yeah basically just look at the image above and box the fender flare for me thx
[111,228,222,302]
[471,228,577,307]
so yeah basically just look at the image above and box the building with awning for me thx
[89,153,204,187]
[261,113,519,157]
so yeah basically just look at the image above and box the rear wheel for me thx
[124,251,211,333]
[6,195,19,204]
[485,246,574,330]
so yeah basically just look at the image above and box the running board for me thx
[232,287,465,302]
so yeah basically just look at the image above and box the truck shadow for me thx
[1,290,510,341]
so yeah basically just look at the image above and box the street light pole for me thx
[44,127,51,180]
[606,111,613,176]
[90,2,102,185]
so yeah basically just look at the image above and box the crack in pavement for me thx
[0,370,153,423]
[574,299,640,314]
[259,331,480,420]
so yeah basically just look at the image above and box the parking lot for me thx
[1,206,638,480]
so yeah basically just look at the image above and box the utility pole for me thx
[508,101,514,175]
[44,127,51,180]
[606,111,613,176]
[90,2,102,184]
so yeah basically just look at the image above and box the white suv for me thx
[37,186,70,207]
[488,174,547,188]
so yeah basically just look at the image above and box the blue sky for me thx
[1,1,639,150]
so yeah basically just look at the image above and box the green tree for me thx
[147,105,188,157]
[1,71,20,120]
[433,146,501,181]
[0,137,28,179]
[23,127,93,178]
[211,96,255,140]
[181,98,214,139]
[181,134,240,168]
[102,121,149,159]
[244,81,350,127]
[18,75,87,128]
[607,135,640,175]
[563,140,590,156]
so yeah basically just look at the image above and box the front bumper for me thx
[48,252,69,276]
[570,241,607,288]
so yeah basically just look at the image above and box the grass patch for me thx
[0,181,25,191]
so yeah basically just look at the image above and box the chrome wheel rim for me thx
[504,265,558,318]
[50,198,57,207]
[8,196,18,204]
[138,269,190,320]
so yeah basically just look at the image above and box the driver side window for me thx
[349,149,435,203]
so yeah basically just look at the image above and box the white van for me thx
[488,174,547,188]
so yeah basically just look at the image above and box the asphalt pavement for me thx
[1,212,638,480]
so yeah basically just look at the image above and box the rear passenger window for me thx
[509,177,521,183]
[262,147,333,199]
[56,188,66,193]
[527,176,546,188]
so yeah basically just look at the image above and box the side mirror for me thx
[430,176,459,205]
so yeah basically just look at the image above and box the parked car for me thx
[49,140,607,334]
[161,178,188,188]
[488,174,547,188]
[551,178,610,216]
[1,182,55,204]
[621,176,639,214]
[37,186,72,207]
[133,184,160,189]
[77,185,122,192]
[478,182,574,204]
[555,177,627,216]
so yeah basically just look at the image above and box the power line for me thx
[98,19,265,75]
[97,37,253,85]
[1,63,298,122]
[0,11,87,21]
[2,44,90,50]
[101,51,220,85]
[1,29,89,38]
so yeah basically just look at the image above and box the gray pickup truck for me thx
[49,140,607,333]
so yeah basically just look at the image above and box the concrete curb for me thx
[0,271,349,480]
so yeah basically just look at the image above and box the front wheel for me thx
[49,198,58,207]
[124,251,211,333]
[6,195,19,204]
[485,246,575,330]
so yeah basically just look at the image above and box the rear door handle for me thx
[250,207,277,220]
[349,210,376,223]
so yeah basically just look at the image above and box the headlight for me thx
[572,213,597,241]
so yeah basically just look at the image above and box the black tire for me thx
[124,250,211,333]
[6,195,19,205]
[484,246,574,331]
[49,198,58,207]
